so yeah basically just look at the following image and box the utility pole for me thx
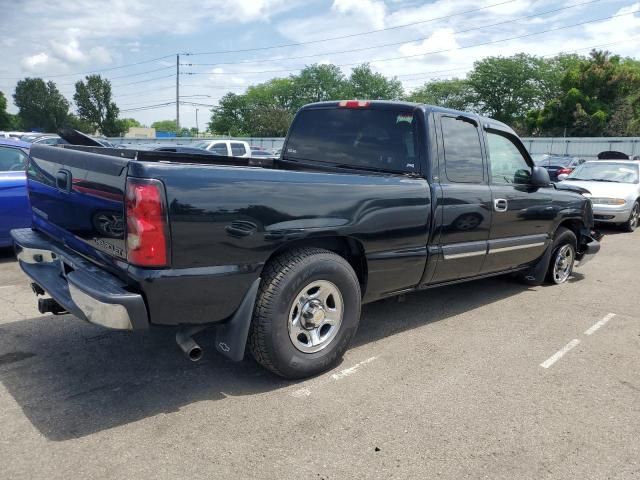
[196,108,199,136]
[176,54,180,133]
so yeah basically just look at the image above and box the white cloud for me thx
[398,28,460,57]
[21,52,51,73]
[332,0,387,29]
[2,0,639,127]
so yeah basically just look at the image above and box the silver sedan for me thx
[558,160,640,232]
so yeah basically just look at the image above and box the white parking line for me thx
[290,356,378,398]
[584,313,616,336]
[540,339,581,369]
[0,285,20,290]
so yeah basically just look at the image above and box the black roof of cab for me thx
[299,100,517,136]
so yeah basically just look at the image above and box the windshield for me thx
[193,142,209,149]
[285,107,418,173]
[566,162,639,183]
[534,156,575,167]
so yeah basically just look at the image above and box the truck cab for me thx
[194,139,251,158]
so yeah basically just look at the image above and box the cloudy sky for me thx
[0,0,639,129]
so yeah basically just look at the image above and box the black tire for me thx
[545,227,577,285]
[248,248,361,379]
[622,201,640,232]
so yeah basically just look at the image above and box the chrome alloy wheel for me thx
[553,244,574,283]
[288,280,344,353]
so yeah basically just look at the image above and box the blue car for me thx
[0,139,31,247]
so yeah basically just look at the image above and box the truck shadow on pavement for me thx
[0,276,545,441]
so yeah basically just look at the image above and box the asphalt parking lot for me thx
[0,229,638,480]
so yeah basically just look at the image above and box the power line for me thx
[112,83,177,99]
[0,54,174,80]
[184,0,521,57]
[184,0,603,69]
[182,9,638,77]
[111,73,175,88]
[0,0,520,83]
[121,36,640,111]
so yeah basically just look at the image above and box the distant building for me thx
[124,127,156,139]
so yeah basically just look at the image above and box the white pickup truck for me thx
[193,139,251,158]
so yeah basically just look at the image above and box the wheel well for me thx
[557,219,583,239]
[264,237,368,295]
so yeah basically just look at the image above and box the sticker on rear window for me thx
[396,114,413,124]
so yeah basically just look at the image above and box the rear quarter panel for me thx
[129,161,431,314]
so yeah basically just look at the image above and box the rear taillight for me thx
[338,100,370,108]
[557,167,573,175]
[125,178,169,267]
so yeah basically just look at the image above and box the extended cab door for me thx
[482,128,553,273]
[430,114,492,283]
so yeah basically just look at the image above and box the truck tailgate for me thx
[27,144,129,266]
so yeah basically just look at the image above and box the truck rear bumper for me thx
[11,228,148,330]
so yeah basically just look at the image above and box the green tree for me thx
[528,51,640,136]
[292,64,348,109]
[118,117,142,130]
[345,64,404,100]
[13,78,70,131]
[74,75,120,136]
[151,119,179,133]
[0,91,17,130]
[406,78,475,111]
[112,117,143,137]
[467,54,555,129]
[208,93,249,136]
[66,114,95,134]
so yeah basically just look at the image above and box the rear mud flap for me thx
[214,278,261,361]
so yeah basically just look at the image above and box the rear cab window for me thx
[284,106,419,173]
[230,142,247,156]
[440,116,484,183]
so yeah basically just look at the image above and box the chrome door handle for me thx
[494,198,508,212]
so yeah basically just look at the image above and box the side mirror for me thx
[514,168,532,184]
[557,173,569,181]
[531,166,551,187]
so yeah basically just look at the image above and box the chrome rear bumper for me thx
[11,228,148,330]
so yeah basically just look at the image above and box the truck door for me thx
[430,114,492,283]
[482,128,553,273]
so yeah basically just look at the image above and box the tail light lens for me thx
[125,178,169,267]
[557,167,573,175]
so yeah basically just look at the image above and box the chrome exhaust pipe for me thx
[176,328,203,362]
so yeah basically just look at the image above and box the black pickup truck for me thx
[11,101,600,379]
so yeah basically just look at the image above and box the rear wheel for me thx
[248,248,361,379]
[546,227,577,285]
[622,201,639,232]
